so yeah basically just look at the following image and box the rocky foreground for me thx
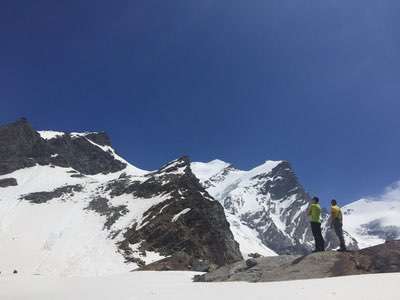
[194,240,400,282]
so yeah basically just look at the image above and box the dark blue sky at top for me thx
[1,0,400,206]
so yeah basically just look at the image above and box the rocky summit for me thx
[0,118,126,175]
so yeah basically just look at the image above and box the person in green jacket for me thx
[308,197,325,252]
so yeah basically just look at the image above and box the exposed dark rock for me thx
[84,132,112,146]
[248,253,262,258]
[245,258,258,268]
[331,240,400,275]
[70,174,85,178]
[0,178,18,187]
[117,157,242,268]
[0,118,52,175]
[118,172,128,179]
[257,162,315,254]
[85,197,128,230]
[195,240,400,283]
[104,178,133,197]
[0,119,126,176]
[47,134,126,175]
[192,258,213,272]
[20,185,83,204]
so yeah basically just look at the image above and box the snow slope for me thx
[343,181,400,248]
[192,160,282,257]
[0,127,182,276]
[0,271,399,300]
[191,159,313,256]
[0,165,164,276]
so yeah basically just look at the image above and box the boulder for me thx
[245,258,258,268]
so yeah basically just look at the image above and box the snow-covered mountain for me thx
[3,118,396,276]
[192,160,318,255]
[343,182,400,249]
[191,159,365,255]
[0,119,241,275]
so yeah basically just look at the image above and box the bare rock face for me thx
[85,197,128,230]
[0,118,126,175]
[20,184,83,204]
[194,240,400,283]
[0,178,17,187]
[113,157,242,268]
[0,118,52,175]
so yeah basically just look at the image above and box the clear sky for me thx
[1,1,399,206]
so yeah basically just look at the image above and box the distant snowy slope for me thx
[191,160,314,255]
[226,213,277,257]
[191,160,230,184]
[343,181,400,248]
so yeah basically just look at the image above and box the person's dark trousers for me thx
[310,222,325,251]
[332,219,346,250]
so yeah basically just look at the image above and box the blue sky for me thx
[1,1,399,206]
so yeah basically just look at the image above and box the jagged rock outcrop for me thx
[107,157,242,268]
[0,118,126,176]
[0,118,52,175]
[194,240,400,283]
[46,133,126,175]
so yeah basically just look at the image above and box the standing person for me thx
[330,199,347,251]
[308,197,325,252]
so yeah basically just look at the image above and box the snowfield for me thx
[343,181,400,249]
[0,271,399,300]
[0,164,163,276]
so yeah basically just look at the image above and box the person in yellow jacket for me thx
[308,197,325,252]
[330,199,347,251]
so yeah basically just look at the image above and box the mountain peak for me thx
[247,160,284,176]
[191,159,232,183]
[0,119,127,176]
[159,156,190,172]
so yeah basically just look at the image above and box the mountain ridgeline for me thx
[0,118,363,275]
[0,118,126,176]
